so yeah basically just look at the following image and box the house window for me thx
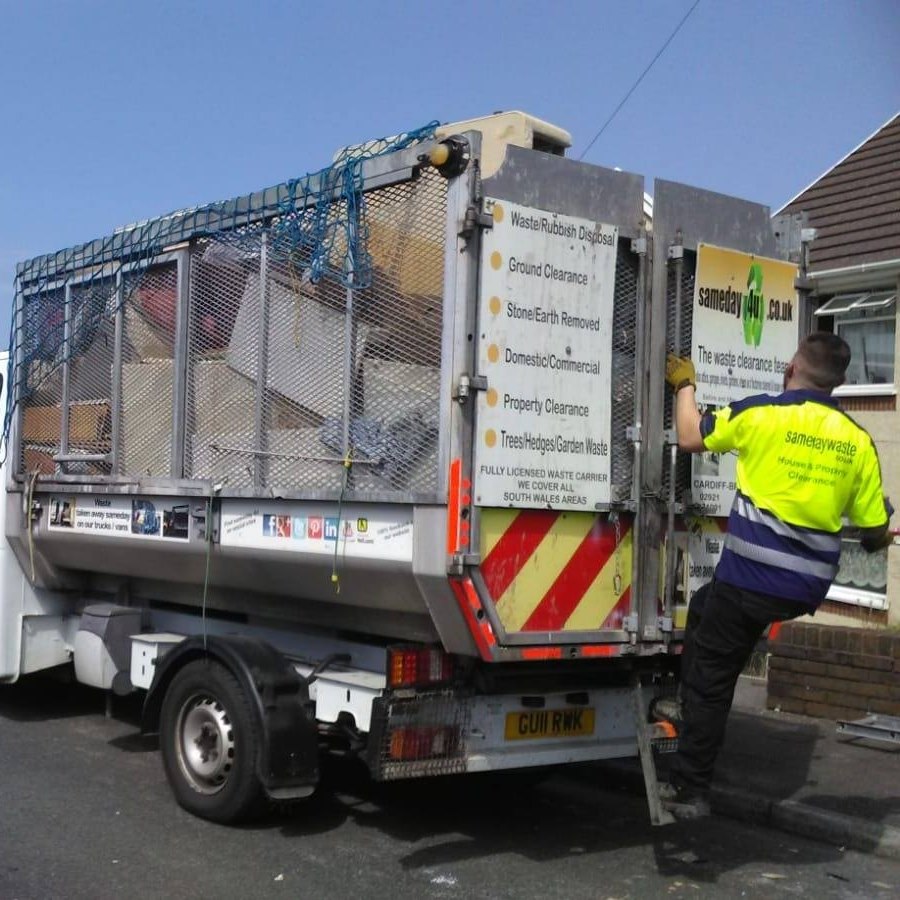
[814,291,896,391]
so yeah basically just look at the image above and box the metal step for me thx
[633,676,676,826]
[837,714,900,745]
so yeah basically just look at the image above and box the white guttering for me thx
[808,257,900,294]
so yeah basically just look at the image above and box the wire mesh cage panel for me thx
[120,263,178,477]
[662,249,696,500]
[66,277,117,473]
[347,170,445,495]
[259,200,354,495]
[610,240,640,499]
[19,287,66,475]
[187,168,448,498]
[186,232,264,490]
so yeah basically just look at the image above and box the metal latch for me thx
[192,503,216,542]
[459,204,494,240]
[630,237,647,255]
[622,613,639,634]
[449,552,481,575]
[455,374,488,402]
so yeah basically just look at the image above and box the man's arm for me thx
[848,442,894,553]
[859,522,891,553]
[666,354,705,452]
[674,385,705,452]
[859,497,895,553]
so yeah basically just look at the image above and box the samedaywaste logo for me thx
[742,263,764,347]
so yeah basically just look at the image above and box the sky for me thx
[0,0,897,325]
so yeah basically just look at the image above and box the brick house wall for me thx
[768,622,900,720]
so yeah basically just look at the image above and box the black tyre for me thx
[159,659,264,823]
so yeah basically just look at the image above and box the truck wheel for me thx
[160,659,264,823]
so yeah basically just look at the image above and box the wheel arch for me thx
[144,635,319,798]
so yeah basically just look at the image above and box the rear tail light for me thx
[373,688,468,778]
[388,725,460,761]
[388,645,454,689]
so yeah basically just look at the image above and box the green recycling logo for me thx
[742,263,764,347]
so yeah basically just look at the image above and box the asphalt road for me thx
[1,674,898,900]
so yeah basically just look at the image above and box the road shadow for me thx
[2,671,865,883]
[257,754,844,885]
[648,821,811,886]
[2,670,151,755]
[163,702,847,883]
[109,731,160,753]
[0,670,105,721]
[721,710,900,832]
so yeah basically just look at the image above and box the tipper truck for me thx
[2,111,800,824]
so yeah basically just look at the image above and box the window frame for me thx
[815,290,897,396]
[826,584,888,611]
[815,290,896,316]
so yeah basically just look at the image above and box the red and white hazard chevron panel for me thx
[476,508,632,636]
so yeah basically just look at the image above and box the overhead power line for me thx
[578,0,702,160]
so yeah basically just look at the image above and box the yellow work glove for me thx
[666,354,696,393]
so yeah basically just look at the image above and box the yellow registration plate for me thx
[504,707,596,741]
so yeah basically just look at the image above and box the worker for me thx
[660,332,892,820]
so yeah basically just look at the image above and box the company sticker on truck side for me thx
[47,496,191,540]
[690,245,799,515]
[686,517,726,603]
[474,199,618,511]
[219,500,413,562]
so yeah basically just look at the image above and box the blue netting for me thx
[269,123,439,289]
[4,120,440,458]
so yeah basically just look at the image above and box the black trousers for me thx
[671,579,810,791]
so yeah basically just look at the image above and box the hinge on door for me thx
[630,237,647,256]
[622,613,639,634]
[192,503,217,542]
[454,374,488,403]
[448,552,481,575]
[459,203,494,241]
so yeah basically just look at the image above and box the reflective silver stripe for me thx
[724,534,838,579]
[734,496,840,555]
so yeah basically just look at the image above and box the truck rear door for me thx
[463,147,655,653]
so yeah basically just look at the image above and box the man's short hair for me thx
[795,332,851,390]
